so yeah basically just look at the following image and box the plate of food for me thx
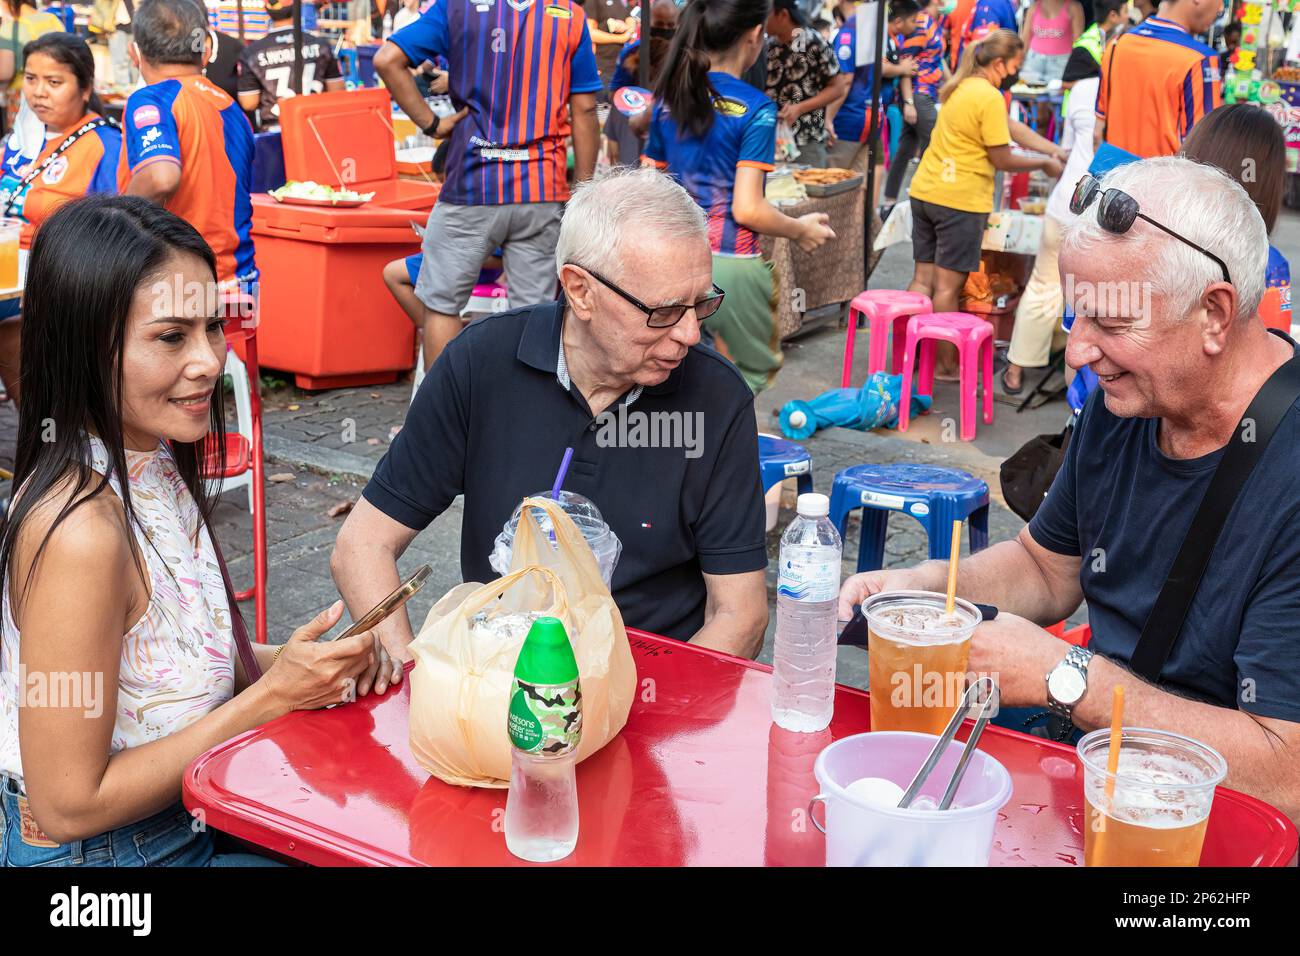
[269,180,377,207]
[792,166,863,197]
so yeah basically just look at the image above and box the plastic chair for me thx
[411,281,509,402]
[1046,621,1092,647]
[842,290,933,388]
[203,293,268,645]
[898,312,994,442]
[828,463,989,572]
[758,434,813,495]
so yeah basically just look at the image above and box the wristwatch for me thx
[1045,644,1093,722]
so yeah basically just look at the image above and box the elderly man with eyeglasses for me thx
[840,156,1300,824]
[332,167,770,680]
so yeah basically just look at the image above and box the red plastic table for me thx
[183,630,1298,867]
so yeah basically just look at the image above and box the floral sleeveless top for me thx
[0,436,236,785]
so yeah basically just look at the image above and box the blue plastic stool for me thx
[758,435,813,495]
[828,463,989,572]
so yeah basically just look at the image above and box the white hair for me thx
[555,167,708,282]
[1060,155,1268,325]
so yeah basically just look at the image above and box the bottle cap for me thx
[796,493,830,518]
[512,616,579,685]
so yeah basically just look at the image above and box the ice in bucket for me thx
[490,490,622,589]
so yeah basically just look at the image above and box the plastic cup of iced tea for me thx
[1076,727,1226,867]
[863,591,980,735]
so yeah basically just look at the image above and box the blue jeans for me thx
[1,774,282,867]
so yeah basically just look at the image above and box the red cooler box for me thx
[253,88,440,389]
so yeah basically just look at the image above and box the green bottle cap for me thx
[513,617,578,685]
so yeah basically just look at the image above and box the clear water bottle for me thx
[771,493,842,732]
[504,617,582,862]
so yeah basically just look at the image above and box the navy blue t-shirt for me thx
[1029,347,1300,722]
[362,299,767,642]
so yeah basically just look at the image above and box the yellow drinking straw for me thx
[944,520,962,616]
[1095,685,1125,864]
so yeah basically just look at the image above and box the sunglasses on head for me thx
[1068,174,1231,285]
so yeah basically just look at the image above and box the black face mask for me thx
[999,70,1020,92]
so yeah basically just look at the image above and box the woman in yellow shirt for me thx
[905,29,1061,374]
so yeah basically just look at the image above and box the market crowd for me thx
[0,0,1296,871]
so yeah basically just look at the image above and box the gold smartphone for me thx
[331,565,432,641]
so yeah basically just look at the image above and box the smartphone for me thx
[330,565,432,641]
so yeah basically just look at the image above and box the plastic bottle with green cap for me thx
[503,616,583,862]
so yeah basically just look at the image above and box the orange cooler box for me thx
[252,88,440,389]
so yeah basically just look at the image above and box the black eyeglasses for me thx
[571,264,725,328]
[1069,174,1231,285]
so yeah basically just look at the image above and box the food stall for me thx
[765,167,867,338]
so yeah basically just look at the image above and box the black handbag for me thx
[999,419,1073,522]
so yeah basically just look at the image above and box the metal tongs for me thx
[898,677,1000,811]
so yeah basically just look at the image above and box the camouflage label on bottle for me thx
[507,677,583,755]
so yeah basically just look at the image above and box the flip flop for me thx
[1000,368,1024,395]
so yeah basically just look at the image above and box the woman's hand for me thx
[903,101,918,125]
[1041,155,1064,179]
[264,601,378,713]
[778,101,804,125]
[796,212,836,251]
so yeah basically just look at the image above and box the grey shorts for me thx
[414,201,563,315]
[910,198,987,275]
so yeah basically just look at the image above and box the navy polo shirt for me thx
[362,299,768,641]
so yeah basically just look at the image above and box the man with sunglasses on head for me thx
[333,168,770,666]
[840,157,1300,824]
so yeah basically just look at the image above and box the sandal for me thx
[1000,368,1024,395]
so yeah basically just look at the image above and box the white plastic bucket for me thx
[810,731,1012,866]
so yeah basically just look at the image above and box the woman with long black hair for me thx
[0,195,381,866]
[645,0,833,393]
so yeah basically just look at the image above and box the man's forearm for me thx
[893,532,1080,624]
[377,53,436,131]
[570,98,599,184]
[1073,656,1300,823]
[330,540,417,659]
[690,608,765,659]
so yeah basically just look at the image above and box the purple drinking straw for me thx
[551,447,574,497]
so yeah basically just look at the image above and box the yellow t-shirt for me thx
[907,76,1011,214]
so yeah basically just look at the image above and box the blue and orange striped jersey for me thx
[958,0,1018,60]
[901,11,945,100]
[832,15,888,144]
[389,0,603,206]
[118,75,257,283]
[11,114,120,249]
[1096,15,1221,158]
[643,72,776,257]
[209,0,271,41]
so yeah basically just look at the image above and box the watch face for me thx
[1048,666,1086,706]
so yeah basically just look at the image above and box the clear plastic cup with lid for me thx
[489,490,622,588]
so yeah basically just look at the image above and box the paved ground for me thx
[5,207,1298,691]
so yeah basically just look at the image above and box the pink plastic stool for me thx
[842,290,933,388]
[898,312,994,442]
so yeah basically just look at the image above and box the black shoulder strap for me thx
[1130,351,1300,681]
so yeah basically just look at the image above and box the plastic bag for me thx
[408,496,636,788]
